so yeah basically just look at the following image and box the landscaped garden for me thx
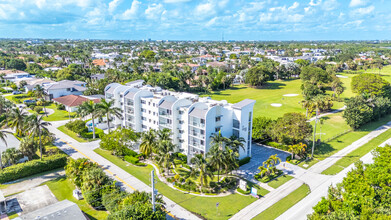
[57,119,104,142]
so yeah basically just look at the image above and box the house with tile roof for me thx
[53,95,100,112]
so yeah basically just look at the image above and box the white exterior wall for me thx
[104,82,255,159]
[47,88,84,99]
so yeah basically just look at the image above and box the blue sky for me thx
[0,0,389,41]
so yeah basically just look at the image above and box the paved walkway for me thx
[2,170,65,196]
[276,137,391,220]
[230,120,391,219]
[48,121,200,220]
[308,106,346,122]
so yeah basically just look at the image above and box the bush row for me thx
[0,154,67,183]
[124,156,146,166]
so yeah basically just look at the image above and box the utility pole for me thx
[151,169,156,212]
[311,108,318,158]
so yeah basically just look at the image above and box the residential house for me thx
[43,80,87,100]
[53,94,100,112]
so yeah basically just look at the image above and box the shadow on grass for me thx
[258,82,287,90]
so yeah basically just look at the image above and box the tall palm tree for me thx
[210,131,227,151]
[79,100,99,139]
[157,128,172,142]
[225,135,245,153]
[0,130,9,168]
[6,107,28,136]
[155,140,175,174]
[139,129,157,158]
[190,154,213,192]
[97,98,123,133]
[26,114,51,160]
[34,85,48,116]
[207,145,225,182]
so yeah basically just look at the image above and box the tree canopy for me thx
[351,73,391,98]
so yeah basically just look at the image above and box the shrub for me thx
[255,170,283,183]
[65,120,87,134]
[237,187,250,195]
[265,141,290,151]
[83,188,104,209]
[36,100,43,106]
[34,106,43,113]
[124,156,146,166]
[57,104,65,110]
[122,148,137,157]
[239,157,251,166]
[0,154,67,183]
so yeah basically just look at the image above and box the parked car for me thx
[23,99,36,105]
[12,90,22,95]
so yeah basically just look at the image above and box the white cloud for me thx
[289,2,300,10]
[145,3,165,20]
[109,0,122,13]
[343,19,363,28]
[351,5,374,16]
[323,0,339,11]
[195,2,215,17]
[120,0,141,20]
[163,0,190,3]
[309,0,322,6]
[349,0,367,7]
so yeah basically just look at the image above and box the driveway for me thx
[236,143,290,182]
[0,132,20,153]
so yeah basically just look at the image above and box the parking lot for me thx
[236,143,290,182]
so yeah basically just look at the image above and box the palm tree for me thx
[207,145,225,182]
[157,128,172,142]
[79,100,99,139]
[0,130,9,168]
[226,135,245,153]
[190,154,213,192]
[19,137,38,160]
[262,158,273,176]
[269,154,281,173]
[155,140,175,174]
[257,166,268,178]
[139,129,157,158]
[26,114,51,160]
[97,98,123,133]
[6,107,28,137]
[2,148,21,166]
[288,145,296,160]
[210,131,227,151]
[34,85,47,116]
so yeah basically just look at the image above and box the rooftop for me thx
[53,95,100,107]
[19,200,87,220]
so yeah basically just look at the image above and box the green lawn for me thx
[94,148,264,220]
[299,113,391,169]
[43,104,76,121]
[57,125,88,142]
[45,177,108,220]
[267,175,294,189]
[205,80,305,119]
[253,184,310,220]
[322,127,391,175]
[311,112,351,142]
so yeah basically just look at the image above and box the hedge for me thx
[239,157,251,166]
[124,156,146,166]
[80,128,104,139]
[0,154,67,183]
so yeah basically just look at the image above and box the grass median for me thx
[267,175,294,189]
[94,148,267,220]
[322,126,391,175]
[253,184,310,220]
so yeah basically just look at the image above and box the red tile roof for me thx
[53,95,100,107]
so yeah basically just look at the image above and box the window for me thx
[215,127,220,132]
[149,110,151,114]
[179,130,184,134]
[153,103,155,107]
[120,95,123,98]
[200,140,204,145]
[233,119,240,129]
[141,108,146,113]
[141,100,146,104]
[216,116,221,122]
[200,130,205,135]
[200,119,205,124]
[142,125,147,129]
[141,116,146,121]
[233,129,239,138]
[148,102,151,105]
[179,110,184,114]
[249,112,252,122]
[149,119,151,122]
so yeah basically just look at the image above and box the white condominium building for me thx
[105,80,255,159]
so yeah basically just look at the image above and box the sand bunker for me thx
[283,94,299,97]
[336,75,348,78]
[271,103,282,107]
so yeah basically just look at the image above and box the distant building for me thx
[43,80,87,100]
[105,80,255,160]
